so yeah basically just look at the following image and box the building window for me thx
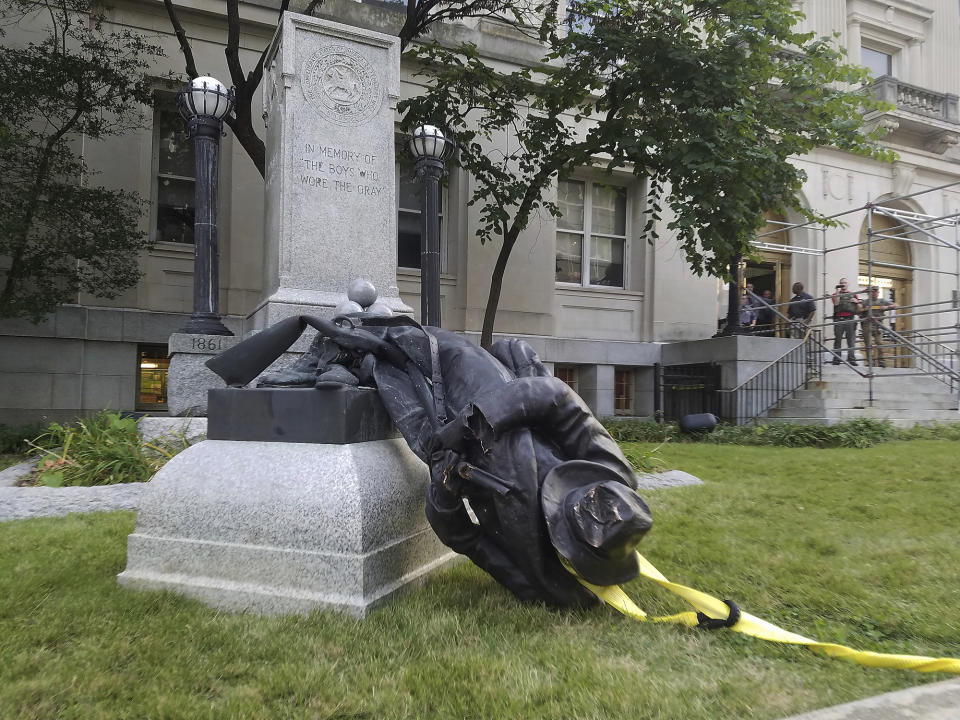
[556,179,627,287]
[554,365,580,394]
[153,91,195,244]
[861,45,893,78]
[136,345,170,411]
[614,367,634,415]
[396,151,445,271]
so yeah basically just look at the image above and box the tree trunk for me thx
[225,102,265,178]
[480,230,519,349]
[479,170,555,349]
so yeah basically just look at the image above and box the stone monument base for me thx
[117,438,457,617]
[167,333,242,416]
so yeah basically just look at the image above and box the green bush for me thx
[0,422,46,454]
[897,422,960,441]
[603,419,676,443]
[25,411,193,487]
[698,418,899,448]
[603,417,902,449]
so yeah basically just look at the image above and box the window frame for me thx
[150,89,196,246]
[614,367,634,416]
[136,344,170,412]
[860,42,896,79]
[554,364,580,394]
[395,140,449,274]
[555,177,630,290]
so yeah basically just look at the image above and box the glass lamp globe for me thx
[409,125,453,160]
[179,76,233,120]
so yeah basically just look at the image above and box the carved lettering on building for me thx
[300,45,381,126]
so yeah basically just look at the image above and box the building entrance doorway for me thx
[744,255,791,336]
[859,211,913,367]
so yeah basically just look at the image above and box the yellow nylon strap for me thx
[571,552,960,675]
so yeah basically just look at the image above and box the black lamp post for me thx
[408,125,454,328]
[176,76,234,336]
[719,253,745,336]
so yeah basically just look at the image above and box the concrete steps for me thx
[765,366,959,427]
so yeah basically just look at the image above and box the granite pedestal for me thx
[251,13,412,331]
[118,387,456,617]
[167,333,242,416]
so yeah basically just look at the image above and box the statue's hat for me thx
[541,460,652,586]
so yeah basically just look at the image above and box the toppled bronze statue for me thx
[207,309,651,607]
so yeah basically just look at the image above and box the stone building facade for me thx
[2,0,959,424]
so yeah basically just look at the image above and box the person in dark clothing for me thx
[787,282,816,338]
[754,289,777,336]
[739,294,758,332]
[830,277,862,364]
[206,314,653,607]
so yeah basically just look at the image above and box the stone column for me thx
[907,39,923,85]
[251,13,412,333]
[579,364,615,418]
[847,20,862,66]
[634,367,656,418]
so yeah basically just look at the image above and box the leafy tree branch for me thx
[159,0,557,177]
[401,0,893,346]
[0,0,162,319]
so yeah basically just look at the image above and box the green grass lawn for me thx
[1,441,958,719]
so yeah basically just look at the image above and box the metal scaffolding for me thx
[744,181,960,408]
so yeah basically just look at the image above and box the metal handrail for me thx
[896,328,958,361]
[746,290,871,378]
[716,333,818,424]
[876,325,957,376]
[722,337,806,394]
[748,296,954,315]
[736,291,959,415]
[874,322,959,394]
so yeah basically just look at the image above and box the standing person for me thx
[755,289,777,336]
[787,282,816,338]
[860,286,898,368]
[830,277,862,365]
[739,294,757,333]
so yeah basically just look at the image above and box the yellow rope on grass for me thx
[570,552,960,675]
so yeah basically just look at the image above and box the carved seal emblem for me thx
[300,45,381,126]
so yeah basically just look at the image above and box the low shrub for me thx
[603,419,676,443]
[23,411,194,487]
[698,418,899,448]
[0,422,46,454]
[897,422,960,441]
[603,417,901,449]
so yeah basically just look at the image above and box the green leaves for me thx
[0,0,162,320]
[24,411,195,487]
[404,0,890,342]
[417,0,888,277]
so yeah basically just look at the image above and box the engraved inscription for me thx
[300,45,381,126]
[192,336,226,352]
[298,142,386,197]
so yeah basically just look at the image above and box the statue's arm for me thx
[424,484,542,603]
[487,338,552,378]
[467,376,637,485]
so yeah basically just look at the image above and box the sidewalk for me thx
[780,678,960,719]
